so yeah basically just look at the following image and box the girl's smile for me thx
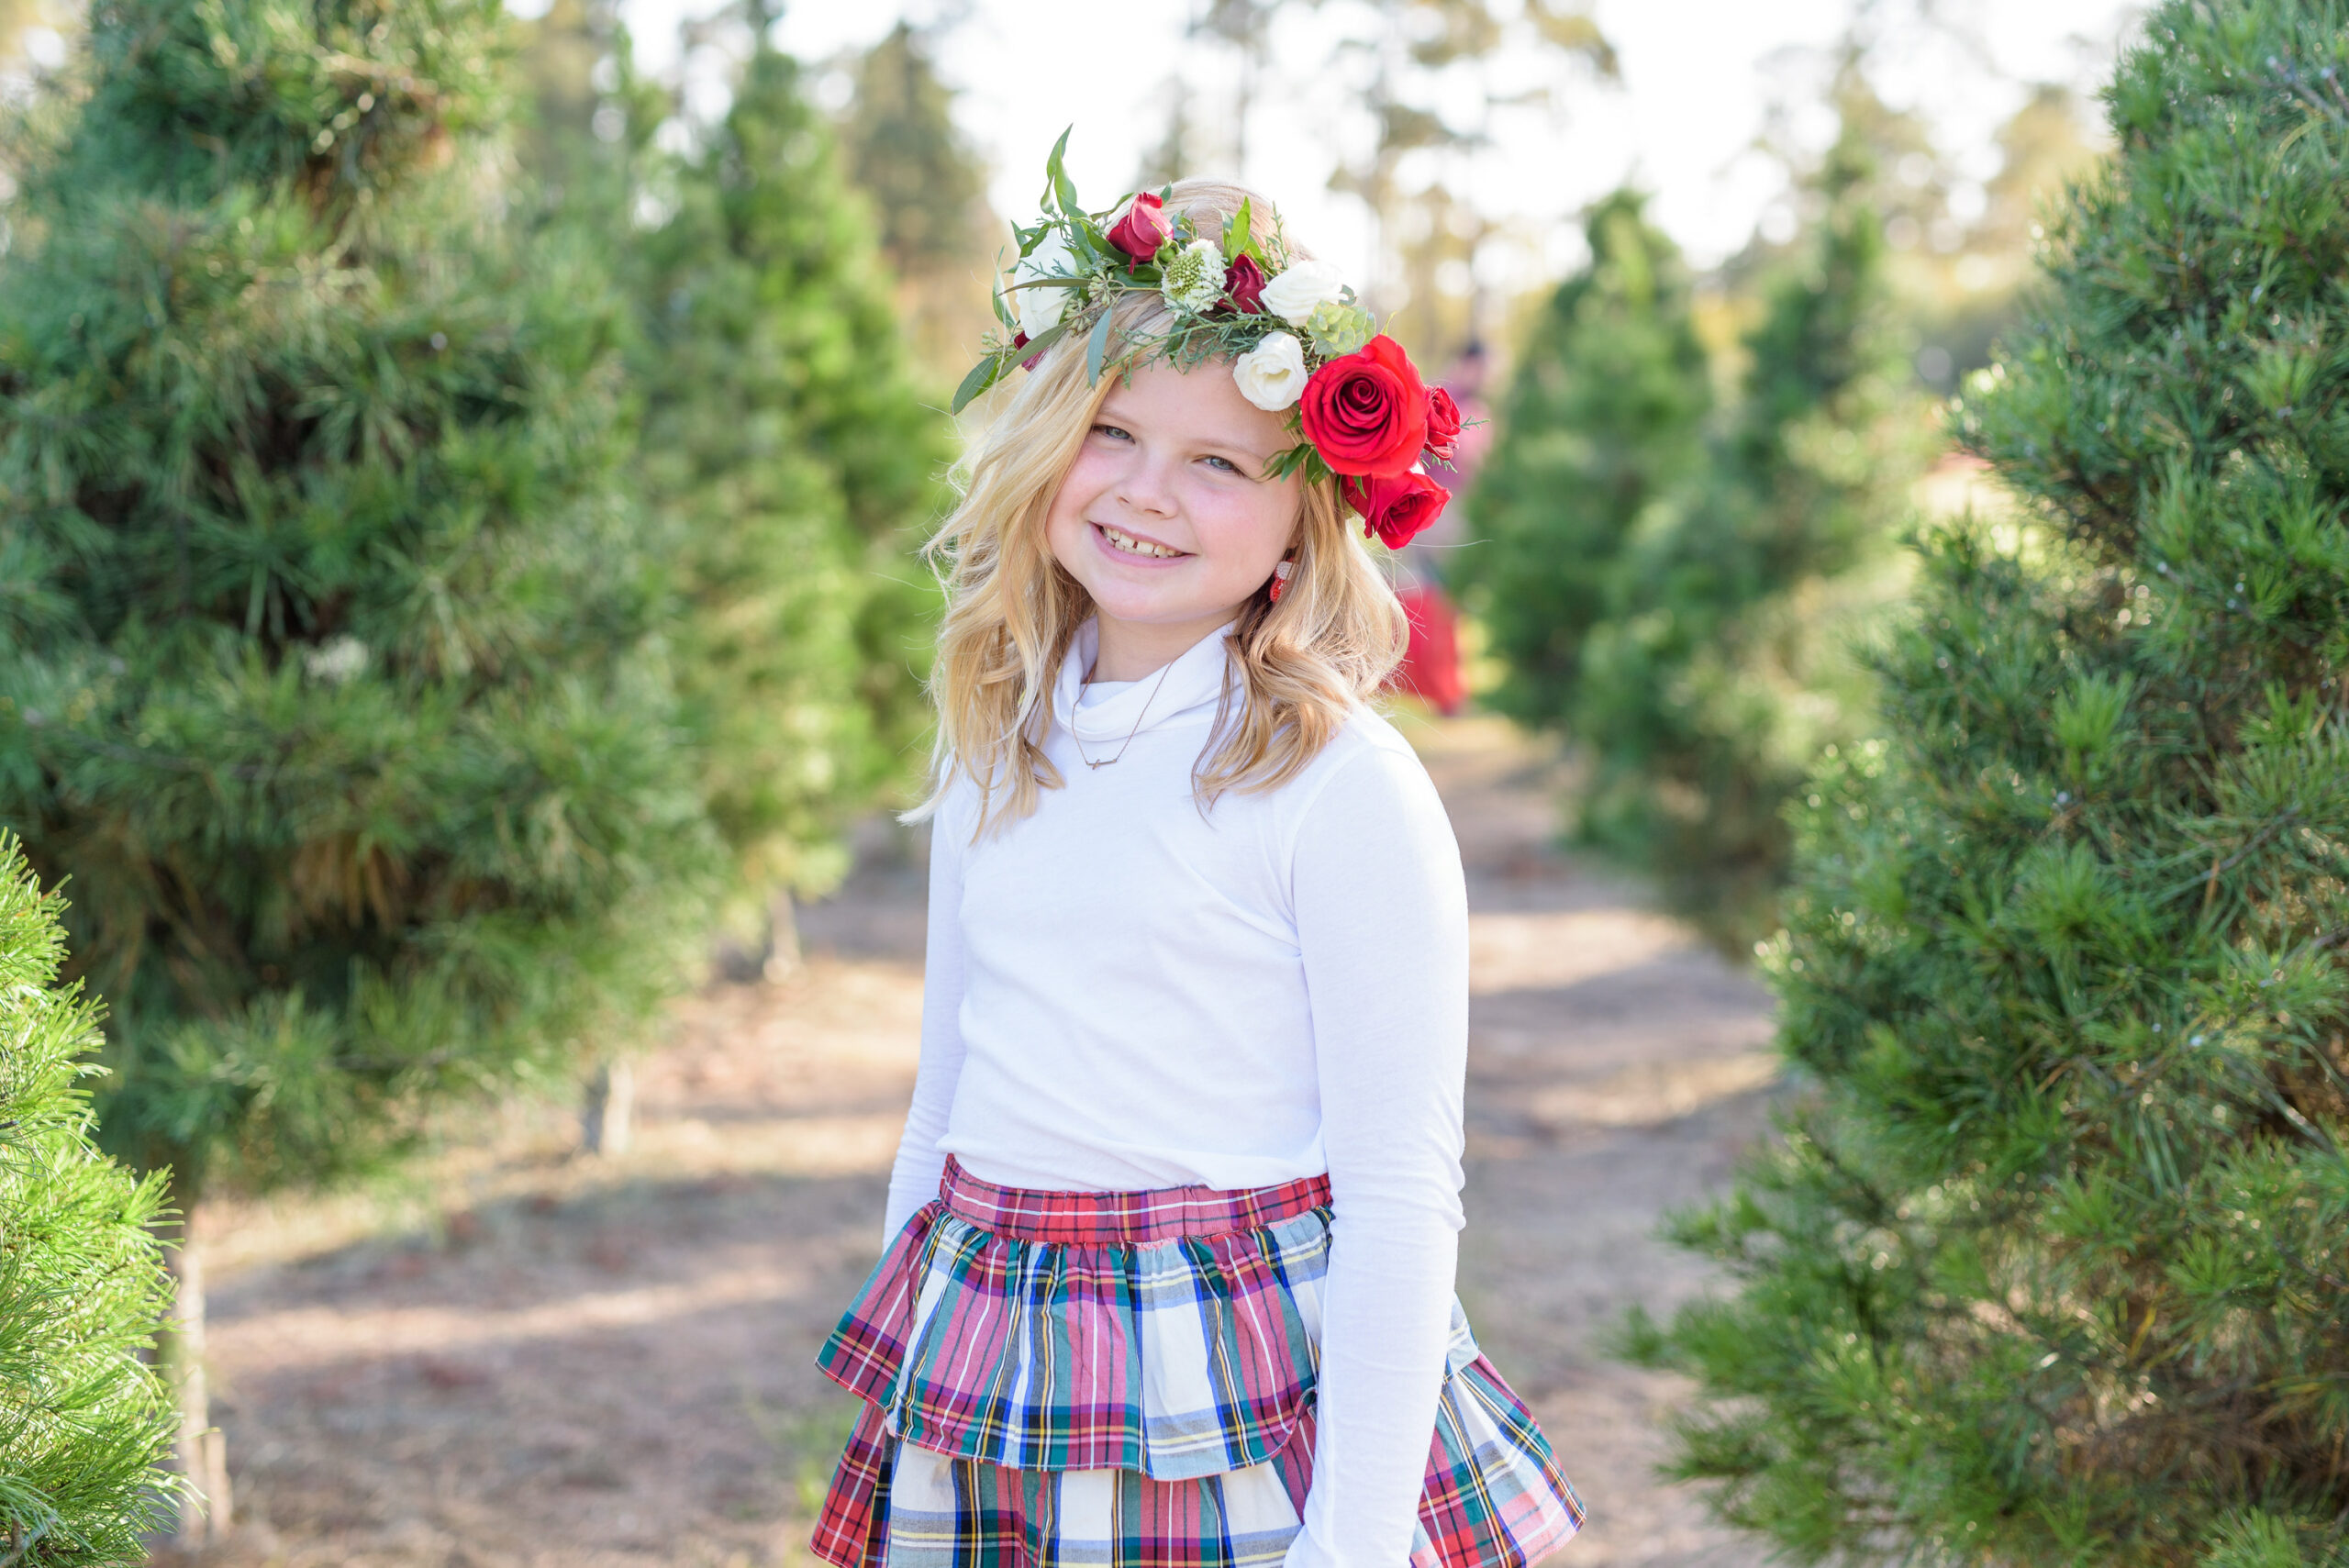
[1092,521,1189,562]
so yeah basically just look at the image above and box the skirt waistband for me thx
[938,1155,1332,1246]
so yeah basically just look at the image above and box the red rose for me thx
[1220,253,1266,314]
[1108,192,1170,265]
[1299,335,1429,477]
[1423,386,1462,463]
[1341,468,1451,550]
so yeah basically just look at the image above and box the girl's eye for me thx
[1202,455,1240,474]
[1095,424,1133,442]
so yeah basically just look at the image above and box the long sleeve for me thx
[1285,743,1471,1567]
[883,788,972,1243]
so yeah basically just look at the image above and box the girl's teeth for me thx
[1104,526,1179,559]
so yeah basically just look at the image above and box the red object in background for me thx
[1393,584,1465,717]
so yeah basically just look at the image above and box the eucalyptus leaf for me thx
[1041,126,1073,211]
[1047,132,1081,219]
[950,354,1002,416]
[1085,307,1117,385]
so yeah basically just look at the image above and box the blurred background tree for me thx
[1457,187,1712,733]
[1490,69,1931,946]
[518,0,948,1148]
[1323,0,1617,361]
[1908,82,2105,391]
[835,17,997,386]
[1631,1,2349,1559]
[0,834,180,1557]
[1734,42,2104,397]
[630,8,945,954]
[0,0,721,1530]
[1134,0,1615,361]
[0,0,48,66]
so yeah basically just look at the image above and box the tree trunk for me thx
[762,886,801,984]
[579,1058,634,1157]
[163,1196,232,1542]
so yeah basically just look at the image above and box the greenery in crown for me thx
[953,132,1464,551]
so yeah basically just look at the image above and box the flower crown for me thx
[952,133,1457,551]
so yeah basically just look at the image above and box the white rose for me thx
[1012,229,1077,340]
[1260,258,1347,326]
[1231,331,1308,412]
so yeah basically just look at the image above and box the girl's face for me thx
[1045,358,1304,667]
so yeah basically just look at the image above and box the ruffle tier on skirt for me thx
[810,1156,1584,1567]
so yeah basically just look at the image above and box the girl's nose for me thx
[1113,450,1181,518]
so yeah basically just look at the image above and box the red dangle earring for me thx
[1268,559,1295,605]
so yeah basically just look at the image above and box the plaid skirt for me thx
[810,1156,1584,1567]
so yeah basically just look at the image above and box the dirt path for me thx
[193,716,1773,1568]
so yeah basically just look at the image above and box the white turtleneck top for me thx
[885,619,1470,1568]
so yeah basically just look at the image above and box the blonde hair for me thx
[911,179,1408,833]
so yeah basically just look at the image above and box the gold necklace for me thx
[1074,660,1176,770]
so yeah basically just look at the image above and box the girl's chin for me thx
[1085,582,1252,628]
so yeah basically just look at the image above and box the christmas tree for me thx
[1631,2,2349,1561]
[0,0,718,1529]
[520,1,944,951]
[0,835,179,1563]
[1570,101,1926,941]
[1461,189,1712,731]
[634,23,944,927]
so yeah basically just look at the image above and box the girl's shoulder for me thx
[1279,703,1449,837]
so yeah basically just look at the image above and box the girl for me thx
[808,169,1584,1568]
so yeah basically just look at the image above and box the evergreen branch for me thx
[2175,810,2304,910]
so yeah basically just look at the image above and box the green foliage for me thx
[0,0,721,1199]
[1460,188,1711,728]
[1568,103,1929,943]
[631,40,946,901]
[1638,4,2349,1562]
[0,834,179,1562]
[519,9,948,908]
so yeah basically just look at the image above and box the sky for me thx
[543,0,2146,288]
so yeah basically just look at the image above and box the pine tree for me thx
[618,12,946,935]
[0,834,179,1564]
[1631,4,2349,1562]
[1458,188,1711,729]
[0,0,719,1529]
[1568,105,1928,942]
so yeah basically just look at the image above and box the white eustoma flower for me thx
[1260,259,1347,326]
[1161,238,1228,315]
[1012,229,1077,340]
[1231,331,1309,411]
